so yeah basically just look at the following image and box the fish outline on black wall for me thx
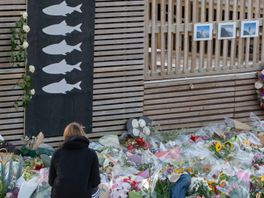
[42,59,82,75]
[42,1,82,16]
[42,20,82,36]
[42,40,82,55]
[42,78,82,94]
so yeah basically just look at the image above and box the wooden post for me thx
[175,0,181,74]
[167,0,173,75]
[230,0,237,69]
[151,0,157,76]
[183,0,189,73]
[160,0,165,77]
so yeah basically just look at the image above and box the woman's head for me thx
[63,122,86,140]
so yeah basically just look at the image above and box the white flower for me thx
[143,126,151,136]
[23,25,30,33]
[138,119,146,128]
[21,12,28,19]
[22,41,29,49]
[29,65,35,73]
[30,89,35,95]
[131,119,139,128]
[261,70,264,76]
[132,128,140,136]
[255,81,263,89]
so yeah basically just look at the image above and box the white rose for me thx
[30,89,35,95]
[255,81,263,89]
[29,65,35,73]
[21,12,28,19]
[132,128,140,137]
[23,25,30,33]
[131,119,139,128]
[143,126,151,136]
[138,119,146,128]
[22,41,29,49]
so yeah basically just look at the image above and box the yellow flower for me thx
[260,175,264,182]
[242,139,250,147]
[175,168,184,174]
[215,141,222,152]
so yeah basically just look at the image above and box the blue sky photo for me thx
[244,22,257,35]
[196,25,210,38]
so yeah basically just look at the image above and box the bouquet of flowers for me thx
[124,117,154,152]
[209,140,233,160]
[255,69,264,109]
[187,177,210,198]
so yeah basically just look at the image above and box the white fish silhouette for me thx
[43,1,82,16]
[42,21,82,36]
[42,59,82,75]
[42,79,81,94]
[42,40,82,55]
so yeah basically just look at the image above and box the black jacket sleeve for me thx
[90,150,100,188]
[48,152,57,186]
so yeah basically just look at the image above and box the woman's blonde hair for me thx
[63,122,86,140]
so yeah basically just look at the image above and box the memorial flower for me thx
[21,12,28,19]
[23,25,30,33]
[29,65,35,73]
[22,41,29,49]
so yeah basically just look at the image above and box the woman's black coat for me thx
[48,136,100,198]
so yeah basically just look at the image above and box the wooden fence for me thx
[145,0,264,79]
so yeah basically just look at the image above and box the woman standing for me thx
[49,122,100,198]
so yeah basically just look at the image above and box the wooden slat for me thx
[167,0,172,74]
[191,0,197,73]
[151,0,156,76]
[245,0,253,67]
[253,0,260,65]
[207,0,213,71]
[238,0,245,67]
[160,0,165,77]
[175,0,181,74]
[183,0,189,73]
[230,0,237,68]
[222,0,230,69]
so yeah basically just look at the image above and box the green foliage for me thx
[10,13,34,108]
[154,179,170,198]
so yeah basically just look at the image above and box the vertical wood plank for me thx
[230,0,237,69]
[167,0,173,74]
[144,0,150,79]
[253,0,260,66]
[207,0,213,71]
[175,0,181,74]
[183,0,189,73]
[215,0,222,71]
[199,0,206,72]
[191,0,198,72]
[245,0,252,67]
[151,0,157,76]
[223,0,229,69]
[238,0,245,67]
[160,0,165,76]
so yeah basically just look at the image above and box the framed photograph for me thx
[194,23,213,41]
[241,20,259,38]
[218,22,236,40]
